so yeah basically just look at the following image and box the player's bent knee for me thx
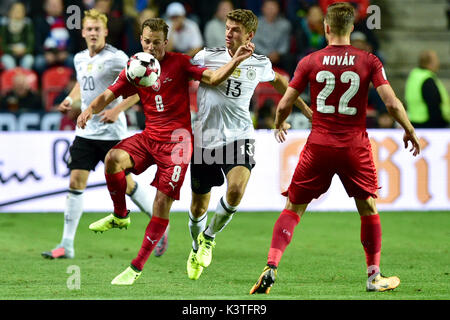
[105,149,130,172]
[355,197,378,216]
[226,184,245,206]
[190,203,208,217]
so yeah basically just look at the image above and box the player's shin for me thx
[360,214,382,277]
[205,196,237,238]
[61,189,84,246]
[188,209,208,251]
[105,171,128,217]
[131,216,169,271]
[267,209,301,267]
[128,181,152,217]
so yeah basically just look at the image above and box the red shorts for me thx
[283,141,379,204]
[113,132,192,200]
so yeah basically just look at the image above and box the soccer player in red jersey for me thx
[250,2,421,294]
[77,18,254,285]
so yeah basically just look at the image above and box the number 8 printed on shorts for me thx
[169,165,181,191]
[171,165,182,182]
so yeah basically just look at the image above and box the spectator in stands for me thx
[253,0,295,75]
[294,4,326,60]
[0,71,42,113]
[350,1,380,59]
[51,73,81,130]
[351,31,386,128]
[127,6,159,55]
[33,0,77,75]
[0,2,35,70]
[95,0,128,52]
[255,98,276,129]
[165,2,203,57]
[319,0,369,20]
[204,0,234,48]
[286,0,319,26]
[405,50,450,128]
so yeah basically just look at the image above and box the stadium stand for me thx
[0,67,38,95]
[41,66,73,111]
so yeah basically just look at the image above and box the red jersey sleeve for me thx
[108,69,138,99]
[369,53,390,88]
[289,55,311,94]
[182,54,207,81]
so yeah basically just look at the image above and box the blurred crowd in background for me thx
[0,0,448,131]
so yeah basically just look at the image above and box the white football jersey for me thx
[74,44,129,140]
[192,47,275,149]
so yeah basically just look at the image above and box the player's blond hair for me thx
[82,8,108,28]
[141,18,169,40]
[324,2,354,36]
[226,9,258,34]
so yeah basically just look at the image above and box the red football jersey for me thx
[290,45,389,146]
[109,51,207,142]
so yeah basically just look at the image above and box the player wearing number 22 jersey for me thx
[250,2,420,295]
[286,44,388,203]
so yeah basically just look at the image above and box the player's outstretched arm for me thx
[58,82,81,114]
[77,89,116,129]
[274,86,300,143]
[200,43,255,86]
[376,84,421,156]
[100,93,140,124]
[270,72,313,120]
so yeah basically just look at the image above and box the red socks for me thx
[105,171,128,217]
[360,214,382,277]
[266,210,381,278]
[131,216,169,271]
[267,209,301,267]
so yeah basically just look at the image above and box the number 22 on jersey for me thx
[316,70,360,115]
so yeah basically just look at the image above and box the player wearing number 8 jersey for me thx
[250,2,421,294]
[77,17,255,285]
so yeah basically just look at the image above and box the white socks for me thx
[188,209,208,251]
[128,182,153,217]
[61,189,84,249]
[204,196,237,238]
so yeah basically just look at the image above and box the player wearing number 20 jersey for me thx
[75,44,129,140]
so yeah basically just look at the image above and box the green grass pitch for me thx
[0,211,448,300]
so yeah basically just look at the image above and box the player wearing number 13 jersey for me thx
[186,9,312,281]
[250,2,421,295]
[77,17,255,285]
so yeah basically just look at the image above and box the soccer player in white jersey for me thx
[42,9,168,259]
[186,9,312,280]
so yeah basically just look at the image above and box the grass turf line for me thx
[0,211,448,300]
